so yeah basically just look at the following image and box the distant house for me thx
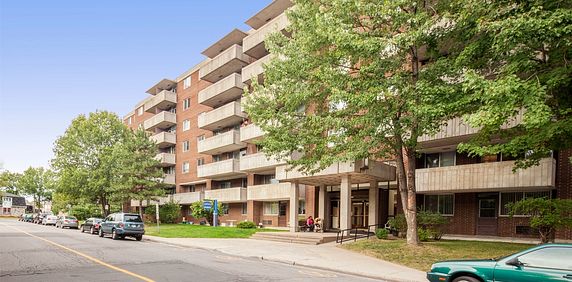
[1,192,27,216]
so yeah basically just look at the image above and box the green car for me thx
[427,244,572,282]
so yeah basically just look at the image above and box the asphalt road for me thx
[0,219,380,282]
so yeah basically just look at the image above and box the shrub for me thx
[417,211,448,240]
[418,228,431,242]
[508,198,572,243]
[237,221,257,229]
[388,214,407,237]
[69,203,102,220]
[145,201,181,224]
[375,228,389,239]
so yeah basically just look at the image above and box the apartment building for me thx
[123,0,571,239]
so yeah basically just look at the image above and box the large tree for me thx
[17,167,54,210]
[52,111,129,216]
[0,170,21,195]
[245,0,466,245]
[452,0,572,166]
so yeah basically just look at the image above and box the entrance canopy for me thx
[275,159,395,186]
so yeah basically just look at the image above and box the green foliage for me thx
[17,167,54,209]
[508,198,572,243]
[237,221,257,229]
[451,0,572,168]
[417,228,431,242]
[145,201,181,224]
[68,203,102,220]
[417,211,448,240]
[0,171,21,195]
[190,200,223,225]
[388,214,408,237]
[375,228,389,240]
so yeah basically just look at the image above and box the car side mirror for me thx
[506,257,523,267]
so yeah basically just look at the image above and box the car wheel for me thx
[90,226,95,234]
[99,228,104,237]
[111,229,119,240]
[135,235,142,241]
[452,276,481,282]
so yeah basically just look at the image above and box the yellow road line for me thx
[2,223,155,282]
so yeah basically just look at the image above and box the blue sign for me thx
[213,199,219,227]
[203,200,212,211]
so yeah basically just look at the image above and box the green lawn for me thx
[341,238,534,271]
[145,224,286,238]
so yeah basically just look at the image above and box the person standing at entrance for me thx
[307,216,315,232]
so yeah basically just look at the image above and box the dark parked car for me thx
[55,215,79,229]
[99,213,144,241]
[427,243,572,282]
[80,218,103,234]
[22,214,34,222]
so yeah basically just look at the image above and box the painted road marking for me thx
[1,223,155,282]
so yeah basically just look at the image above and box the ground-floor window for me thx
[263,202,279,215]
[241,203,247,215]
[420,194,454,216]
[221,203,229,215]
[298,200,306,215]
[2,208,11,215]
[499,190,551,216]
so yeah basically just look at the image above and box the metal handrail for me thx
[336,223,385,244]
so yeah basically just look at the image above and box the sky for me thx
[0,0,273,173]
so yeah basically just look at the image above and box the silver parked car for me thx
[42,215,58,226]
[56,215,79,229]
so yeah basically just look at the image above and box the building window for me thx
[183,76,191,89]
[500,191,551,216]
[182,162,190,174]
[421,194,454,216]
[219,181,231,189]
[138,123,143,130]
[197,158,204,166]
[127,116,132,125]
[183,120,190,131]
[137,107,143,116]
[241,203,248,215]
[221,203,229,215]
[197,135,205,142]
[182,140,190,152]
[165,166,175,175]
[424,152,456,168]
[183,98,191,110]
[298,200,306,215]
[263,202,279,215]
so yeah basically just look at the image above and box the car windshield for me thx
[124,215,142,222]
[93,219,102,223]
[65,216,76,220]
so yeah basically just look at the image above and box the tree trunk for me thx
[138,200,143,218]
[395,141,420,246]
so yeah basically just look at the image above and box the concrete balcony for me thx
[245,0,293,29]
[155,153,176,167]
[240,152,287,172]
[130,196,173,207]
[276,159,396,186]
[418,111,524,147]
[197,159,245,180]
[149,132,176,149]
[240,123,265,143]
[143,111,177,131]
[243,12,289,59]
[205,187,247,203]
[415,158,556,193]
[163,174,176,185]
[197,129,246,155]
[247,183,291,201]
[173,191,204,205]
[198,73,244,108]
[144,90,177,113]
[199,45,252,83]
[198,101,246,131]
[242,54,272,84]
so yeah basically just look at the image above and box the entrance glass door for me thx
[351,201,369,228]
[330,200,339,229]
[477,196,498,236]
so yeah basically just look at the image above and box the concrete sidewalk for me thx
[145,236,426,282]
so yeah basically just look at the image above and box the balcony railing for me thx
[240,152,286,172]
[243,12,289,59]
[242,54,272,84]
[198,101,246,131]
[240,123,264,143]
[173,191,204,205]
[415,158,556,193]
[155,153,176,167]
[199,45,251,83]
[197,158,245,180]
[198,73,244,108]
[143,111,177,131]
[204,187,247,203]
[197,129,245,155]
[163,174,176,185]
[144,90,177,113]
[149,132,176,148]
[247,183,291,201]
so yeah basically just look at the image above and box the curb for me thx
[144,236,424,282]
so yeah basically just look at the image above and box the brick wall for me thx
[446,193,477,235]
[556,148,572,239]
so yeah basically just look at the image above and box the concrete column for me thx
[289,182,299,232]
[340,175,352,233]
[368,180,379,227]
[318,185,326,221]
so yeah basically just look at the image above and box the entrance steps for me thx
[251,232,338,245]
